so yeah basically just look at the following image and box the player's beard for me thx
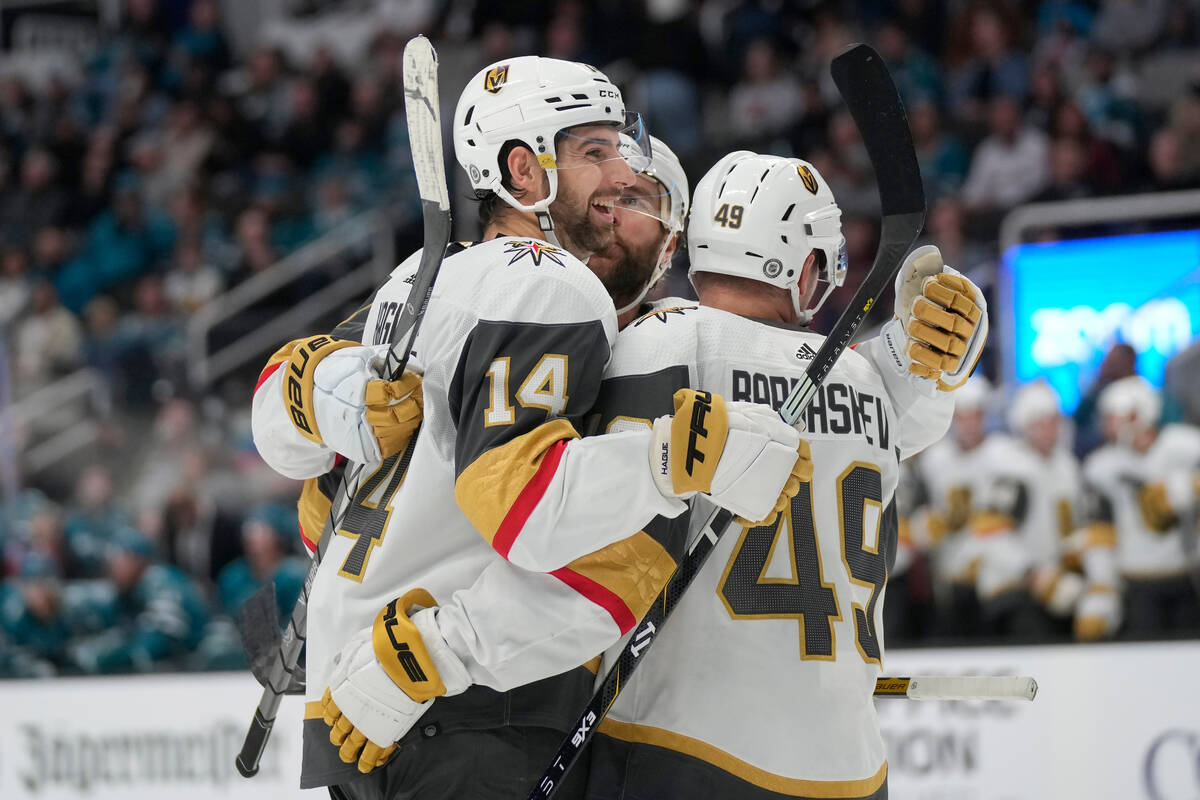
[590,230,663,309]
[552,186,617,257]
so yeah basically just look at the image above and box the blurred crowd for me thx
[2,0,1199,676]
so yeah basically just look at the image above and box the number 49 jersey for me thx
[589,304,954,799]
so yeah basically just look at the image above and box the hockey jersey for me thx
[917,433,1004,585]
[956,434,1082,599]
[252,238,688,788]
[588,304,954,799]
[1081,424,1200,578]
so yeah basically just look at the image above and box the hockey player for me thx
[251,59,803,798]
[594,135,688,329]
[917,376,996,637]
[585,152,989,800]
[960,381,1084,639]
[1073,375,1200,638]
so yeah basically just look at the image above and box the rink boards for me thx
[1,641,1198,799]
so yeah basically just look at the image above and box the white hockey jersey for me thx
[588,304,954,799]
[955,434,1082,599]
[918,433,1004,584]
[252,238,689,788]
[1081,424,1200,578]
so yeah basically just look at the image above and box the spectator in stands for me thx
[875,19,943,107]
[961,94,1050,213]
[238,47,291,144]
[946,1,1030,125]
[164,240,223,314]
[924,196,992,274]
[910,99,968,202]
[217,505,307,622]
[172,0,231,76]
[1034,137,1094,202]
[1073,342,1138,458]
[69,527,208,674]
[310,44,351,122]
[0,149,67,247]
[1076,47,1144,150]
[1147,129,1198,191]
[55,173,175,312]
[0,556,70,677]
[0,247,32,326]
[279,78,329,169]
[729,38,803,149]
[11,281,83,396]
[1050,102,1124,193]
[64,465,127,578]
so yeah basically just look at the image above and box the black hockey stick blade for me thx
[236,34,450,779]
[529,43,925,800]
[237,583,306,695]
[780,43,925,425]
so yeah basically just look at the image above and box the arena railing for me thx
[186,206,396,390]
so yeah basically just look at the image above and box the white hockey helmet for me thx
[954,375,993,413]
[1007,381,1062,433]
[1098,375,1160,429]
[613,134,689,314]
[453,56,650,227]
[687,151,847,324]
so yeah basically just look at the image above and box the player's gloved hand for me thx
[650,389,803,526]
[735,439,812,527]
[322,589,469,774]
[1074,587,1121,641]
[1137,482,1177,532]
[880,245,988,392]
[282,335,423,464]
[1031,566,1085,617]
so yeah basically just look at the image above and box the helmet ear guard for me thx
[687,152,846,324]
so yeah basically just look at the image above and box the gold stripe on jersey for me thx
[305,700,324,719]
[969,511,1014,536]
[563,531,677,621]
[298,476,333,548]
[1084,522,1117,549]
[582,656,602,674]
[598,719,888,797]
[454,417,580,549]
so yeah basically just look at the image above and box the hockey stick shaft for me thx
[528,43,925,800]
[875,675,1038,701]
[236,35,450,779]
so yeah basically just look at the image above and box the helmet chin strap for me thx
[792,279,836,326]
[536,209,564,249]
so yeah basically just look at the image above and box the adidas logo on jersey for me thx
[795,343,818,360]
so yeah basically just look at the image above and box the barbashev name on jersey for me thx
[731,368,891,451]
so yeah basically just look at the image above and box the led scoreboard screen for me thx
[1002,228,1200,413]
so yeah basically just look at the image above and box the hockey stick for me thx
[235,35,451,779]
[528,43,926,800]
[875,675,1038,701]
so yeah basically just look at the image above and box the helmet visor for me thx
[555,112,653,174]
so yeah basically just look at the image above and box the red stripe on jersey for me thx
[255,360,284,395]
[299,525,317,553]
[551,567,637,633]
[491,437,569,559]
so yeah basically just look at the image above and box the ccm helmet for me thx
[454,56,650,237]
[614,134,689,313]
[688,151,846,324]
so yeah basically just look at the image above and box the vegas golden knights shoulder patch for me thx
[797,164,819,194]
[484,65,509,94]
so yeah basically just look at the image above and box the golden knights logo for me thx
[484,64,510,94]
[797,164,819,194]
[504,239,567,267]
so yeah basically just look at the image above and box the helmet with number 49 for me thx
[688,151,847,324]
